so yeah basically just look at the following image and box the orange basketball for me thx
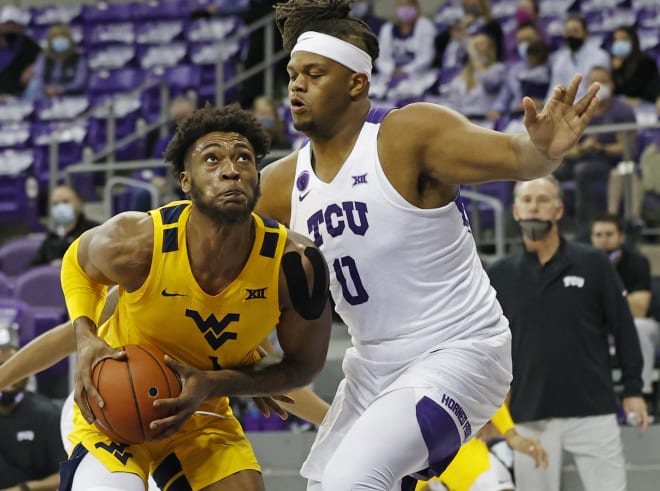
[85,344,182,445]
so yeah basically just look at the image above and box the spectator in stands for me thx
[488,175,647,491]
[0,327,66,491]
[610,25,660,114]
[435,0,504,68]
[555,66,637,233]
[504,0,548,61]
[349,0,386,38]
[0,6,40,99]
[23,24,87,102]
[371,0,436,100]
[547,16,609,101]
[446,32,506,119]
[489,22,550,121]
[29,185,98,267]
[591,213,659,409]
[252,95,290,152]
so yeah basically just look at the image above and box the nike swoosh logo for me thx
[298,190,311,202]
[161,289,186,297]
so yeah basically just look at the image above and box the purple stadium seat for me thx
[0,298,35,347]
[0,123,31,149]
[134,0,187,21]
[143,65,201,123]
[84,22,135,47]
[13,264,65,311]
[0,235,43,277]
[32,120,87,174]
[135,20,184,44]
[0,159,41,231]
[461,182,514,229]
[87,94,147,161]
[0,100,34,123]
[30,4,82,26]
[138,43,187,70]
[185,16,243,43]
[88,68,148,95]
[13,265,69,396]
[35,96,90,122]
[88,44,137,72]
[0,272,13,297]
[82,2,136,24]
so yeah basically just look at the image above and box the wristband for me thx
[490,402,515,435]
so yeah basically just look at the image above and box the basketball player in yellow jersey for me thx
[59,103,332,491]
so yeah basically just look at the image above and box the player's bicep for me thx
[256,156,297,226]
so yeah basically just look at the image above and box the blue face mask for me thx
[259,115,276,130]
[50,36,71,53]
[611,39,632,58]
[517,42,529,59]
[51,202,75,225]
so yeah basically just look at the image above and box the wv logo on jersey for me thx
[185,310,239,349]
[245,287,267,300]
[563,275,585,288]
[95,442,133,465]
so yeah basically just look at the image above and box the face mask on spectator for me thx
[259,115,276,129]
[396,6,417,23]
[515,8,534,24]
[611,40,632,58]
[51,202,76,225]
[565,36,584,52]
[598,84,612,101]
[50,36,71,53]
[518,218,553,241]
[517,42,529,59]
[350,1,369,18]
[479,55,491,65]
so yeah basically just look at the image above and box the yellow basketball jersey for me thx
[99,200,287,407]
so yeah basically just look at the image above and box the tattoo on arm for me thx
[282,247,328,320]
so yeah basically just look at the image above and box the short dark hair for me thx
[275,0,379,62]
[516,20,539,34]
[164,103,271,176]
[566,15,588,33]
[591,212,625,233]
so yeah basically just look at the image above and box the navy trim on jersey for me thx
[57,443,89,491]
[160,203,187,225]
[259,231,279,258]
[162,228,179,253]
[153,452,191,490]
[258,214,279,229]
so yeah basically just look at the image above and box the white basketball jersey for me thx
[289,108,508,363]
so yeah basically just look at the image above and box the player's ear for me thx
[180,170,191,193]
[349,72,369,97]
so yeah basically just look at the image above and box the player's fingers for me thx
[252,397,271,418]
[564,73,582,106]
[573,81,600,117]
[110,348,127,360]
[264,397,289,420]
[163,355,186,377]
[522,96,538,127]
[638,408,649,432]
[76,387,96,424]
[271,393,295,404]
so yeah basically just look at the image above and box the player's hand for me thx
[623,396,649,432]
[252,393,295,420]
[150,355,214,439]
[523,74,600,160]
[505,430,549,468]
[73,320,126,424]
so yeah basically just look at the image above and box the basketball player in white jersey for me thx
[251,1,600,489]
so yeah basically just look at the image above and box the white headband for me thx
[291,31,372,81]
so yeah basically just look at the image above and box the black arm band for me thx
[19,483,30,491]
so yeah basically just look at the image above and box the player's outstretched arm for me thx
[151,233,332,438]
[62,212,153,423]
[0,286,120,391]
[386,74,600,184]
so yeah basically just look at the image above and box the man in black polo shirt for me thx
[0,327,66,491]
[487,176,647,491]
[591,212,658,407]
